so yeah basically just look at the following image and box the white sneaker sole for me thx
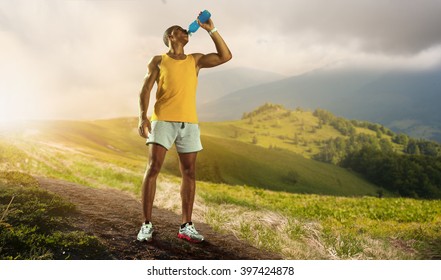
[137,235,153,242]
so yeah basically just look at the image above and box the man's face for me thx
[170,26,189,45]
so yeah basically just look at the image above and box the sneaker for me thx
[178,223,204,243]
[137,222,154,242]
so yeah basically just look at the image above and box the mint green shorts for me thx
[146,121,203,153]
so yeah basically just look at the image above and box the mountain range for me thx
[197,67,285,104]
[197,65,441,142]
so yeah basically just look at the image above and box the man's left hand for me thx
[198,17,214,32]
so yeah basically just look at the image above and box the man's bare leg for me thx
[141,144,167,223]
[178,152,197,224]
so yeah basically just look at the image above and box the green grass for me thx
[197,135,383,196]
[1,116,386,197]
[0,171,111,260]
[0,133,145,195]
[200,106,403,158]
[197,181,441,259]
[1,115,440,259]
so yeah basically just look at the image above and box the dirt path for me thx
[37,177,282,260]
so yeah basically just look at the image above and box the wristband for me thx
[208,27,218,35]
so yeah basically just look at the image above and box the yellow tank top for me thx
[151,54,198,123]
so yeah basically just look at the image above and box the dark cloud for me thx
[271,0,441,55]
[202,0,441,55]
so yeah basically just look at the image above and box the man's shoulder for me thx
[148,55,163,67]
[151,55,163,62]
[190,53,204,65]
[190,53,204,59]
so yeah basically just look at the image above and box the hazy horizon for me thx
[1,0,441,122]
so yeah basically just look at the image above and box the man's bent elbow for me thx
[222,52,233,63]
[227,52,233,61]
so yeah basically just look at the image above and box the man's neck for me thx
[167,47,186,60]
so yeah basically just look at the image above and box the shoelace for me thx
[187,225,199,235]
[143,225,153,233]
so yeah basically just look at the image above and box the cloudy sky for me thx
[1,0,441,121]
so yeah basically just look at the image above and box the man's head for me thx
[163,25,189,47]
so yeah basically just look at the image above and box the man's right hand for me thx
[138,119,151,138]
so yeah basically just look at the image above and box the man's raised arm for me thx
[194,18,232,69]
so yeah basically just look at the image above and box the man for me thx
[137,14,232,243]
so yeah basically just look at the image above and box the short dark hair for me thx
[163,25,179,47]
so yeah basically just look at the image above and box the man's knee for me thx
[146,161,162,178]
[181,166,196,181]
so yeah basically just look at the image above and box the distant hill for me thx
[197,67,285,105]
[198,66,441,142]
[200,103,441,198]
[348,67,441,141]
[200,103,403,160]
[0,116,383,197]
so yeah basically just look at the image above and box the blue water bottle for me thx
[188,10,211,35]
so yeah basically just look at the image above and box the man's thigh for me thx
[175,123,203,153]
[146,121,179,150]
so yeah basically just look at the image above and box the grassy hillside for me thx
[0,171,111,260]
[200,103,402,159]
[197,180,441,259]
[1,117,441,259]
[200,104,441,199]
[196,135,381,196]
[1,115,384,197]
[0,120,146,194]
